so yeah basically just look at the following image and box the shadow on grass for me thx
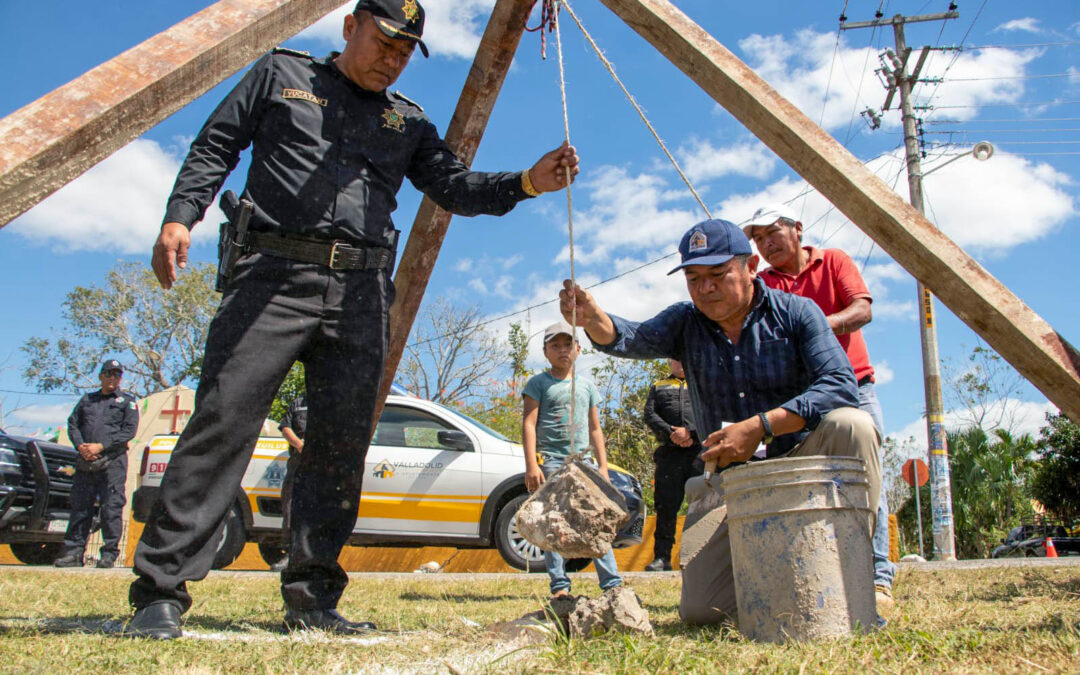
[398,591,528,603]
[0,613,288,637]
[970,573,1080,602]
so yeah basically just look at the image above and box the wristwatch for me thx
[757,412,774,445]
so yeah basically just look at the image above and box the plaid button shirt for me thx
[593,278,858,457]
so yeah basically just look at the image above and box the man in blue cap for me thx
[558,218,880,625]
[129,0,580,639]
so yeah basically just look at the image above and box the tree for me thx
[898,426,1037,559]
[269,362,306,422]
[22,261,218,399]
[942,343,1027,433]
[590,355,668,503]
[1031,412,1080,523]
[399,299,503,405]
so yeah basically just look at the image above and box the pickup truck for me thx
[133,393,645,571]
[990,523,1080,558]
[0,428,83,564]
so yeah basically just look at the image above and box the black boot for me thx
[644,557,672,572]
[96,554,117,569]
[123,601,183,640]
[284,609,377,634]
[53,552,84,568]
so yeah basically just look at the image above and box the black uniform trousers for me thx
[64,454,128,558]
[130,252,391,613]
[652,447,703,561]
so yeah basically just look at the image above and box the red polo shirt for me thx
[759,247,875,383]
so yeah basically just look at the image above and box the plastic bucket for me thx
[721,455,875,642]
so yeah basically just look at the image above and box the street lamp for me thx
[922,141,994,178]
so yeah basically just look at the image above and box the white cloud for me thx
[454,257,473,272]
[873,360,895,386]
[553,165,701,265]
[720,149,1076,265]
[502,253,524,270]
[6,402,77,435]
[467,277,488,294]
[8,139,222,254]
[737,29,1043,131]
[677,139,777,182]
[889,399,1055,446]
[994,18,1041,33]
[297,0,495,60]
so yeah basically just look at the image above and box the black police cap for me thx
[354,0,429,58]
[100,359,124,374]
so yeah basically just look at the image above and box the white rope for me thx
[558,0,711,220]
[552,2,583,460]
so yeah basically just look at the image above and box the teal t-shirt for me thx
[522,371,601,456]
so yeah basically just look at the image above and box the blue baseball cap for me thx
[668,219,753,275]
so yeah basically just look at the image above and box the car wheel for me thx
[493,493,593,573]
[211,503,247,570]
[9,542,64,565]
[258,540,288,567]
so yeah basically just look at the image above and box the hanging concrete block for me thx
[515,455,630,559]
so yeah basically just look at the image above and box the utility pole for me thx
[842,8,959,560]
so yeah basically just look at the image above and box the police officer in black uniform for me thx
[55,359,139,569]
[274,394,308,572]
[642,359,703,571]
[127,0,580,639]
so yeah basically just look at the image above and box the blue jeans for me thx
[860,381,896,589]
[539,454,623,595]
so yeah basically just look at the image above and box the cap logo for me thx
[402,0,419,22]
[688,230,708,253]
[381,107,406,132]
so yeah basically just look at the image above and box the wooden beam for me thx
[375,0,534,419]
[597,0,1080,423]
[0,0,346,227]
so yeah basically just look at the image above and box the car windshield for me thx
[431,403,512,442]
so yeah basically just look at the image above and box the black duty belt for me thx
[248,232,393,271]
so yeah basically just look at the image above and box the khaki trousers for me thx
[678,407,881,625]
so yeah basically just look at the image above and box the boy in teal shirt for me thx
[522,321,623,597]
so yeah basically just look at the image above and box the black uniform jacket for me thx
[164,48,532,250]
[643,377,699,451]
[67,389,140,457]
[278,396,308,440]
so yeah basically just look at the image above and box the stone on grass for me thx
[489,588,653,644]
[515,457,630,559]
[414,561,441,573]
[569,587,653,637]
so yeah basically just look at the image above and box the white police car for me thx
[134,391,644,570]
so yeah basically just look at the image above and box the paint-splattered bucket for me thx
[721,455,875,642]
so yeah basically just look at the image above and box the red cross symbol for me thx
[161,394,191,434]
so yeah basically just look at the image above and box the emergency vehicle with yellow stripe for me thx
[133,390,644,571]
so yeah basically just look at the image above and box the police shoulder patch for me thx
[391,90,424,112]
[272,46,314,59]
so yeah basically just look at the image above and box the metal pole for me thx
[914,479,925,559]
[893,18,957,560]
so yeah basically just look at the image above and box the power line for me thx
[926,128,1080,133]
[942,72,1076,82]
[925,100,1080,109]
[927,117,1080,124]
[0,388,74,398]
[967,41,1080,50]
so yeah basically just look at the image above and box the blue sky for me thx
[1,1,1077,451]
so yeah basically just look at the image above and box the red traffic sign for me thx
[902,458,929,487]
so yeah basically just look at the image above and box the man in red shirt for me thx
[743,203,896,613]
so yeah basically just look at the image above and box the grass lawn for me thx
[0,562,1077,673]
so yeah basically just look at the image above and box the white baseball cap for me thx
[741,203,800,237]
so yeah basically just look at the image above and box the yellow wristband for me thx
[521,168,541,197]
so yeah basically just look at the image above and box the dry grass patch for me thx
[0,564,1077,673]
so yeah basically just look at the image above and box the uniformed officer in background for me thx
[127,0,581,639]
[54,359,139,569]
[642,359,702,572]
[274,394,308,572]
